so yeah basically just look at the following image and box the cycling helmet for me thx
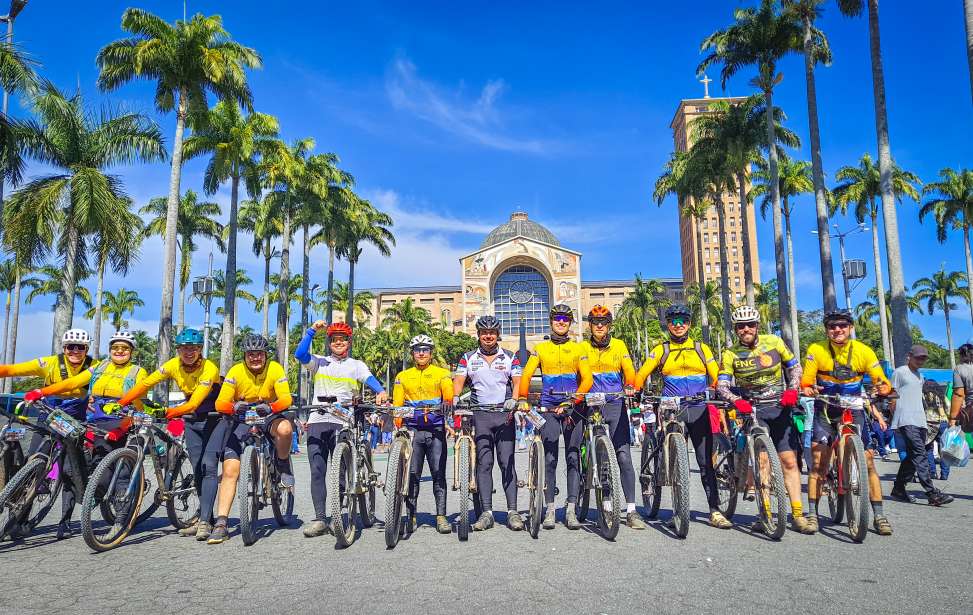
[588,305,613,323]
[823,309,853,326]
[109,330,136,349]
[475,315,501,332]
[409,334,434,349]
[62,329,90,345]
[240,333,270,353]
[549,304,574,321]
[665,304,692,322]
[327,322,353,338]
[174,328,204,346]
[730,305,760,324]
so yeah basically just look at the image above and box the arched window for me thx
[492,265,551,335]
[441,308,451,327]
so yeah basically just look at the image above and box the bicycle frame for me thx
[452,408,477,493]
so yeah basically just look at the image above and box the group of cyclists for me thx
[0,296,930,546]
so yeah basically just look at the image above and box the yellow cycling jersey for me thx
[0,354,97,397]
[216,360,292,413]
[40,361,147,399]
[802,339,888,396]
[635,338,718,397]
[582,338,635,399]
[392,364,453,427]
[518,340,593,407]
[719,334,797,394]
[117,357,220,417]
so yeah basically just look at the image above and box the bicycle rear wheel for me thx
[81,448,145,552]
[457,437,471,541]
[164,448,199,530]
[384,438,408,549]
[237,446,260,546]
[328,440,357,548]
[0,456,49,540]
[639,431,662,519]
[594,434,621,540]
[751,434,787,540]
[843,434,869,543]
[668,434,690,539]
[577,440,591,522]
[527,438,544,539]
[825,449,844,524]
[713,434,738,520]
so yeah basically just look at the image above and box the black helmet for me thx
[475,315,501,332]
[665,304,692,322]
[549,304,574,321]
[823,309,853,326]
[240,333,270,353]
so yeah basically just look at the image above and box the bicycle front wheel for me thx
[384,437,408,549]
[640,431,662,519]
[577,439,591,522]
[81,447,144,552]
[457,437,471,541]
[527,438,544,539]
[751,434,787,541]
[164,448,199,530]
[668,434,691,539]
[713,434,738,521]
[825,448,843,524]
[237,446,260,546]
[843,434,869,543]
[594,434,621,540]
[328,440,357,548]
[358,446,376,528]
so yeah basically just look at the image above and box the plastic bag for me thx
[941,426,970,468]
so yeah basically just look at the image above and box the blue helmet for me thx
[174,328,204,346]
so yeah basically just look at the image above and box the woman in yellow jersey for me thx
[207,334,292,545]
[114,328,222,540]
[581,305,646,530]
[518,304,592,530]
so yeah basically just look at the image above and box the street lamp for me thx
[812,222,869,312]
[192,253,215,357]
[0,0,27,209]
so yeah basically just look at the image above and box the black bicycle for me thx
[452,403,510,541]
[569,392,624,540]
[235,405,296,546]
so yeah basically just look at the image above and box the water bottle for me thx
[332,403,353,422]
[526,408,546,429]
[155,442,167,457]
[735,430,746,454]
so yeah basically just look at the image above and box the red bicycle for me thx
[816,394,872,542]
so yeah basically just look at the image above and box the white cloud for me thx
[385,58,558,155]
[7,310,162,361]
[363,188,495,235]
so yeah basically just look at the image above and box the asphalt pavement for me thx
[1,441,971,615]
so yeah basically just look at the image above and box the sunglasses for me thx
[64,344,87,352]
[412,346,432,354]
[734,322,758,330]
[110,344,132,352]
[668,318,688,327]
[552,315,572,323]
[827,322,851,330]
[177,345,202,351]
[590,319,611,327]
[330,335,349,342]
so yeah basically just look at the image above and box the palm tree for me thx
[837,0,911,365]
[854,286,920,329]
[212,268,257,336]
[184,100,278,373]
[97,8,261,367]
[782,0,838,311]
[614,275,670,363]
[381,297,433,369]
[4,83,164,343]
[141,190,224,332]
[966,0,973,106]
[26,264,92,351]
[912,267,968,368]
[88,288,144,333]
[0,260,38,368]
[834,153,921,364]
[686,280,724,352]
[699,0,803,353]
[920,168,973,323]
[307,161,356,324]
[339,199,394,333]
[753,280,781,333]
[239,195,281,337]
[753,154,813,352]
[88,204,143,357]
[318,282,374,328]
[0,37,39,224]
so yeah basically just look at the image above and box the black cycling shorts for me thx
[222,413,291,461]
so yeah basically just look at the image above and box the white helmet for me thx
[409,334,434,349]
[109,330,136,349]
[62,328,90,345]
[731,305,761,325]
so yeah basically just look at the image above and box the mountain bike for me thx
[516,402,546,539]
[235,405,296,546]
[452,403,509,541]
[80,403,199,552]
[301,397,379,549]
[0,401,85,540]
[713,394,788,540]
[0,409,28,490]
[638,393,703,538]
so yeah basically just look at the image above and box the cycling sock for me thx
[808,499,818,517]
[484,510,493,517]
[871,501,884,517]
[627,503,636,513]
[791,500,803,518]
[215,515,228,527]
[507,509,517,516]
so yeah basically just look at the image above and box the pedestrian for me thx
[368,413,381,450]
[922,380,950,480]
[949,343,973,434]
[889,345,953,506]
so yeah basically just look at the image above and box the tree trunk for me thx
[276,201,291,365]
[325,242,335,323]
[1,289,9,373]
[802,15,838,312]
[964,224,973,327]
[346,253,357,328]
[4,267,21,393]
[220,173,241,375]
[871,208,892,364]
[301,223,310,331]
[714,194,732,342]
[693,214,711,345]
[92,259,105,359]
[784,202,800,355]
[177,238,188,334]
[262,239,271,338]
[945,305,955,369]
[965,0,973,106]
[737,170,755,306]
[866,0,910,366]
[158,89,188,370]
[765,87,794,353]
[53,214,80,344]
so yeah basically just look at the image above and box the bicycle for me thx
[0,401,87,540]
[234,404,296,546]
[80,403,199,552]
[712,393,788,540]
[301,397,379,549]
[638,393,705,538]
[0,408,29,490]
[516,402,546,539]
[451,402,511,541]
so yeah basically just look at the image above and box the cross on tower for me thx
[700,74,712,99]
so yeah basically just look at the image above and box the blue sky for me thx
[6,0,972,357]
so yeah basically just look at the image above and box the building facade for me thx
[670,95,760,302]
[363,211,683,351]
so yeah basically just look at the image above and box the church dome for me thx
[481,211,560,249]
